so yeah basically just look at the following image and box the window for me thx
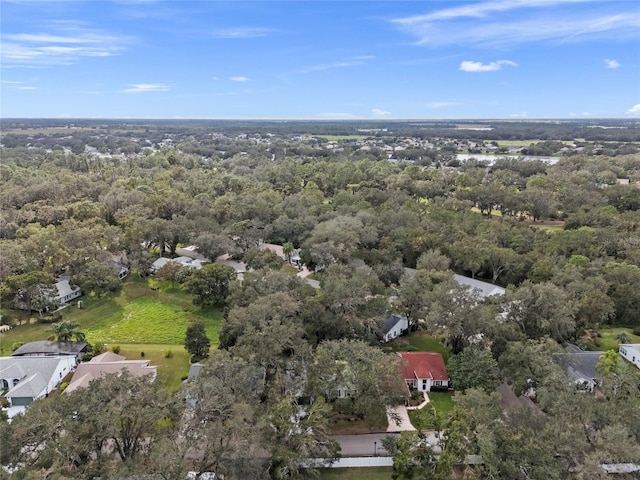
[433,380,442,386]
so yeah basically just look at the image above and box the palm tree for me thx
[49,321,86,343]
[616,331,630,344]
[283,241,294,263]
[596,349,620,377]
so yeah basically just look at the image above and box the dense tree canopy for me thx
[2,120,640,479]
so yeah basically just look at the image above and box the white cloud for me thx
[294,56,373,74]
[391,1,639,47]
[229,76,248,82]
[1,80,38,90]
[122,83,170,93]
[1,28,131,67]
[460,60,517,72]
[213,28,276,39]
[604,58,621,69]
[627,104,640,115]
[371,108,391,117]
[427,101,461,109]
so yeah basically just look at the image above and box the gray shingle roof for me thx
[403,268,506,298]
[384,314,406,332]
[11,341,87,357]
[552,352,603,384]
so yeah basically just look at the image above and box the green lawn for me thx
[0,277,222,392]
[318,467,393,479]
[426,391,455,415]
[114,344,191,392]
[388,332,452,362]
[408,391,455,430]
[593,327,640,351]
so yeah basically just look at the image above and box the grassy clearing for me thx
[0,277,222,391]
[318,467,393,479]
[388,332,451,363]
[113,344,191,392]
[529,220,565,231]
[470,206,503,217]
[593,327,640,351]
[0,276,222,352]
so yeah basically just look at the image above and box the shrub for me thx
[59,382,69,392]
[140,351,145,357]
[112,345,121,354]
[91,342,106,355]
[633,326,640,336]
[11,342,24,352]
[164,350,173,358]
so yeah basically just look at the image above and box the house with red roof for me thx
[397,351,449,392]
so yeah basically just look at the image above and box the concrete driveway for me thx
[386,405,416,432]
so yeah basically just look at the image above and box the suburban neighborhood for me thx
[1,115,640,479]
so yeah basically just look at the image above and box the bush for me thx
[140,351,145,357]
[633,326,640,336]
[37,313,62,324]
[59,382,69,392]
[11,342,24,352]
[112,345,121,354]
[164,349,173,358]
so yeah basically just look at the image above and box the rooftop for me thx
[397,351,448,381]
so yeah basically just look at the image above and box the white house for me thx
[397,351,450,392]
[382,314,409,343]
[403,268,506,299]
[619,344,640,370]
[150,256,207,274]
[452,274,506,298]
[55,277,82,305]
[0,355,77,417]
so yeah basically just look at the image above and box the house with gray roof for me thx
[55,276,82,305]
[403,268,506,299]
[12,341,88,361]
[382,314,409,342]
[150,256,208,274]
[552,348,603,391]
[452,274,506,298]
[0,355,77,417]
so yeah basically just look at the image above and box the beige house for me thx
[65,351,157,393]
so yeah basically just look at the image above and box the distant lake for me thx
[456,154,560,165]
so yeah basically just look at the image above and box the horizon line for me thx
[1,116,637,121]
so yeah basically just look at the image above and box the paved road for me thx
[332,433,398,456]
[332,431,443,457]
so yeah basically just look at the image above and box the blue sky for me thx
[1,0,639,119]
